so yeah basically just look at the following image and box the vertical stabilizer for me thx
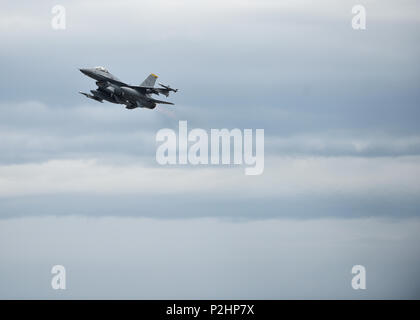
[141,73,158,87]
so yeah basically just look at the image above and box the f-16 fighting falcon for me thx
[79,66,178,109]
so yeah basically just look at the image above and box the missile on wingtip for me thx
[158,83,178,93]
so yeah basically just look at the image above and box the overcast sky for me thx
[0,0,419,299]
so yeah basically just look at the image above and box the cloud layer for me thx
[0,0,419,299]
[1,216,419,299]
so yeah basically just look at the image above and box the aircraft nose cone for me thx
[79,68,89,75]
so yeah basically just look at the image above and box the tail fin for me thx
[141,73,158,87]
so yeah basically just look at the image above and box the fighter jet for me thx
[79,66,178,109]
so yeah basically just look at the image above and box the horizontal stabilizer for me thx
[127,85,173,97]
[159,83,178,93]
[150,98,174,105]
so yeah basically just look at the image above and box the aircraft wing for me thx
[127,85,173,97]
[101,78,128,87]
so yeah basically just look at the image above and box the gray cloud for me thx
[0,0,420,299]
[0,0,419,136]
[0,1,418,217]
[1,216,419,299]
[1,193,420,220]
[2,101,420,166]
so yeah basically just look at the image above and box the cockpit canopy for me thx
[94,66,109,73]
